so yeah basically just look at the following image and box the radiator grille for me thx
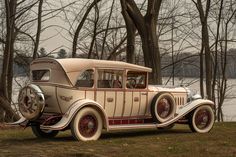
[174,97,185,106]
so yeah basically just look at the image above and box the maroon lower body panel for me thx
[108,117,153,125]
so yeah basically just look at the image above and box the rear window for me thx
[32,70,50,81]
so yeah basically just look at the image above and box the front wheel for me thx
[31,124,59,138]
[188,105,215,133]
[71,107,103,141]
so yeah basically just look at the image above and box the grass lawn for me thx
[0,122,235,157]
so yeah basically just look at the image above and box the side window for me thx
[76,69,94,88]
[97,70,123,88]
[32,70,50,81]
[126,71,147,89]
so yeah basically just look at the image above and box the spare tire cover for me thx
[18,84,45,120]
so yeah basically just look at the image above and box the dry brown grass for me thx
[0,122,236,157]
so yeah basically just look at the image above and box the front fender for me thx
[157,99,214,128]
[40,99,108,131]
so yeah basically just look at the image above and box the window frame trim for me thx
[96,68,125,90]
[31,68,51,82]
[74,68,95,89]
[125,70,148,90]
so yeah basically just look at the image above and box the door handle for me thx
[134,97,139,102]
[107,97,114,102]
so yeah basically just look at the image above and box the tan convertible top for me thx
[31,58,152,85]
[56,58,152,72]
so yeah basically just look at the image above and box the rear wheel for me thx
[71,107,103,141]
[188,105,214,133]
[31,124,59,138]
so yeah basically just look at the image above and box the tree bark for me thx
[0,0,17,100]
[120,0,136,63]
[0,0,19,122]
[192,0,212,99]
[33,0,43,60]
[121,0,163,84]
[88,2,99,59]
[0,96,19,122]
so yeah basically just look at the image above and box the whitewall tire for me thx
[71,107,103,141]
[189,105,215,133]
[151,92,176,123]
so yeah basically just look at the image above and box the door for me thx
[96,69,124,118]
[124,71,148,117]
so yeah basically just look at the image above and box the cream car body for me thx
[11,58,215,141]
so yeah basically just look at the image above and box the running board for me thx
[108,124,157,131]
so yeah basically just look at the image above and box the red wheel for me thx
[157,97,173,119]
[79,115,98,138]
[71,107,102,141]
[189,105,214,133]
[151,93,176,123]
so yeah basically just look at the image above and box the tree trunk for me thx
[199,44,204,97]
[0,96,19,122]
[121,0,136,63]
[202,23,212,100]
[140,27,162,84]
[0,0,18,122]
[121,0,163,84]
[33,0,43,59]
[192,0,212,99]
[0,0,17,100]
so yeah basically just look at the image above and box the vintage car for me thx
[10,58,215,141]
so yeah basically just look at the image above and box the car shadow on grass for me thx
[0,128,192,144]
[100,128,192,139]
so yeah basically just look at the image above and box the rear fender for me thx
[5,113,28,126]
[40,99,108,131]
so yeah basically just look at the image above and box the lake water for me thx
[11,76,236,121]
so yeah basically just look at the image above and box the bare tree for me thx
[71,0,101,58]
[0,0,18,121]
[192,0,212,99]
[120,0,163,84]
[33,0,43,59]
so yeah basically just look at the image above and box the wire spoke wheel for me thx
[189,105,215,133]
[71,107,102,141]
[79,115,98,138]
[157,98,172,119]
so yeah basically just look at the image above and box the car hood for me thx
[148,85,188,93]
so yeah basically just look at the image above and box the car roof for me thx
[32,58,152,73]
[31,58,152,85]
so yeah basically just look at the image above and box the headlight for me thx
[186,88,201,102]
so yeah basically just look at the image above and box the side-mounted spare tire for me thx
[18,84,45,120]
[151,92,176,123]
